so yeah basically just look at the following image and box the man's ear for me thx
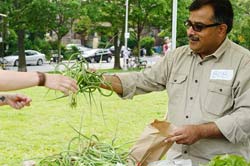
[218,24,228,36]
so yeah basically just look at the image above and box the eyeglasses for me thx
[184,20,221,32]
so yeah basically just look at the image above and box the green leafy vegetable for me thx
[37,133,132,166]
[54,56,113,108]
[202,154,250,166]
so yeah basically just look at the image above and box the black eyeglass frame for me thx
[184,19,221,32]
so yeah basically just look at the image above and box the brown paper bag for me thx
[128,119,175,166]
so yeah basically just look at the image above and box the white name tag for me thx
[210,70,233,80]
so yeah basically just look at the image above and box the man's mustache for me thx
[188,35,199,41]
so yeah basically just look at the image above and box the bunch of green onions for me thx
[55,58,113,108]
[39,57,134,166]
[37,134,133,166]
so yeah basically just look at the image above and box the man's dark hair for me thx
[189,0,234,33]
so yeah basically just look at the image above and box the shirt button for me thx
[219,89,223,92]
[184,150,188,154]
[190,97,193,100]
[200,62,203,65]
[195,80,198,83]
[186,115,189,119]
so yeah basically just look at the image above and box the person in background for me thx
[0,70,78,110]
[99,0,250,165]
[140,48,147,57]
[122,48,131,70]
[163,36,172,56]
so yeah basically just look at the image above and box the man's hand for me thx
[1,94,32,109]
[166,125,202,145]
[165,123,224,145]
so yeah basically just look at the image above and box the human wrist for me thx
[196,124,205,139]
[37,72,46,86]
[198,122,222,139]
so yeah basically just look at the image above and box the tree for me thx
[2,0,29,71]
[0,14,7,58]
[176,0,192,46]
[73,16,92,46]
[129,0,170,56]
[230,0,250,49]
[83,0,172,68]
[0,0,55,71]
[49,0,81,63]
[83,0,127,69]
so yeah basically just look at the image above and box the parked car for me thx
[66,43,82,50]
[66,44,91,53]
[77,49,112,63]
[4,50,46,66]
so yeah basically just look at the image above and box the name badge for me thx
[210,70,233,80]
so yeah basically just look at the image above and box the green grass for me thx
[0,84,168,165]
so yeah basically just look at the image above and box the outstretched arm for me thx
[101,75,123,95]
[0,70,78,95]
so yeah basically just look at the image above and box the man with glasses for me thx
[100,0,250,165]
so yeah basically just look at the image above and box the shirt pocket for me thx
[205,82,233,116]
[167,74,187,99]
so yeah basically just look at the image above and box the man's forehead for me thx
[189,6,214,22]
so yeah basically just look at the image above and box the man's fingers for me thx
[165,134,185,143]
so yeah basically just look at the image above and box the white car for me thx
[4,50,46,66]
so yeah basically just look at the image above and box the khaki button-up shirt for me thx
[116,38,250,166]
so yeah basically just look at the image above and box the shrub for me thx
[33,38,52,60]
[5,29,18,55]
[140,37,155,56]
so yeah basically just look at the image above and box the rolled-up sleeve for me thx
[116,56,171,99]
[215,64,250,144]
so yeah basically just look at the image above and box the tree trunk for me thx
[80,34,86,46]
[17,29,27,72]
[113,33,122,69]
[136,24,142,58]
[57,37,62,63]
[0,16,7,57]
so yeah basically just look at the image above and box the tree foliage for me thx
[129,0,171,56]
[230,0,250,49]
[48,0,81,61]
[83,0,126,69]
[1,0,57,71]
[1,0,25,71]
[1,0,250,71]
[175,0,192,46]
[73,16,92,45]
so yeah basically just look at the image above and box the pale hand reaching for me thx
[0,94,32,110]
[44,74,78,95]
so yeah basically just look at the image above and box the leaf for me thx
[203,154,249,166]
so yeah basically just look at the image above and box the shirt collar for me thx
[211,37,230,59]
[188,37,230,59]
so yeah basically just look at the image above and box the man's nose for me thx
[187,26,195,35]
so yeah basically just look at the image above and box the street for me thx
[5,54,162,72]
